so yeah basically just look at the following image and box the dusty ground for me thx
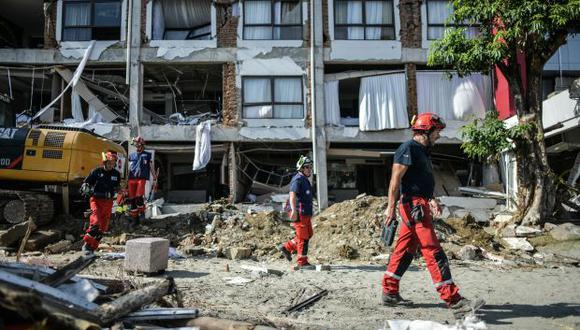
[17,252,576,330]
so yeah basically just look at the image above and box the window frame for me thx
[241,76,304,119]
[242,0,303,40]
[163,23,212,40]
[426,0,479,40]
[333,0,396,40]
[62,0,122,41]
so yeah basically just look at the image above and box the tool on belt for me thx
[380,216,399,247]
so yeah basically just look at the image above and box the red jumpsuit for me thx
[382,196,461,305]
[283,215,313,265]
[82,166,120,251]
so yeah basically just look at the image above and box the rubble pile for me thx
[309,195,387,261]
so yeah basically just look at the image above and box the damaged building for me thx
[1,0,504,208]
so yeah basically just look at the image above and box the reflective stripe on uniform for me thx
[434,279,454,288]
[385,271,402,280]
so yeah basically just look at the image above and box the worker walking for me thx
[127,136,155,227]
[81,151,122,255]
[381,113,484,319]
[278,155,315,268]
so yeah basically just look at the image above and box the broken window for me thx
[334,0,395,40]
[426,0,479,40]
[62,0,122,41]
[242,77,303,119]
[152,0,212,40]
[243,0,302,40]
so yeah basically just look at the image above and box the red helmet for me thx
[102,151,118,163]
[132,136,145,146]
[411,113,446,132]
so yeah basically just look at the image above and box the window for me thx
[63,0,122,41]
[242,77,304,119]
[243,0,302,40]
[426,0,478,40]
[152,0,212,40]
[334,0,395,40]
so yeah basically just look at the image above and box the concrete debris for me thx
[0,222,34,247]
[24,230,62,251]
[240,264,284,276]
[458,245,482,261]
[502,238,534,252]
[515,226,543,237]
[124,238,170,274]
[44,239,73,254]
[550,223,580,241]
[227,247,253,260]
[491,213,513,225]
[500,224,518,238]
[439,196,497,209]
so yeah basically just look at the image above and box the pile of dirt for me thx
[309,195,388,261]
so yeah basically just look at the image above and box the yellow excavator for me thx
[0,126,126,225]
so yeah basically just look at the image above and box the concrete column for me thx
[312,0,328,210]
[128,0,143,137]
[228,142,239,203]
[165,93,173,116]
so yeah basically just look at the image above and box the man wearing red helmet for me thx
[81,151,122,255]
[127,136,155,227]
[381,112,484,319]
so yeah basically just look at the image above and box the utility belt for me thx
[399,195,430,227]
[92,191,115,200]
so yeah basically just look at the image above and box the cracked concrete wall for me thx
[222,62,238,127]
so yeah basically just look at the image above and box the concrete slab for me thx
[124,238,170,274]
[439,196,497,209]
[161,203,205,214]
[502,237,534,251]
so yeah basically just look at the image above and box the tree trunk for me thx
[513,68,556,226]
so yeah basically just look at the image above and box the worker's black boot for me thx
[278,244,292,261]
[449,297,485,319]
[382,293,413,306]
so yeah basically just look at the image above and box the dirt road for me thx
[80,256,580,329]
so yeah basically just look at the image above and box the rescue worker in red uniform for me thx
[81,151,121,255]
[127,136,155,226]
[278,155,315,268]
[382,113,484,319]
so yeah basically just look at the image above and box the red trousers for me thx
[83,197,113,250]
[382,197,461,305]
[284,215,313,265]
[128,178,147,217]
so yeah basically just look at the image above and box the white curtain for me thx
[159,0,211,40]
[359,73,408,131]
[245,1,271,39]
[365,1,386,39]
[427,0,451,39]
[325,81,341,126]
[193,120,211,171]
[416,72,491,121]
[274,1,301,39]
[64,3,91,40]
[244,78,272,118]
[347,1,364,39]
[274,78,302,118]
[152,0,166,40]
[71,89,84,122]
[88,103,97,119]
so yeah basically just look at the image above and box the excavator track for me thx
[0,190,54,225]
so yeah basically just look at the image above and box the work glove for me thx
[80,183,91,197]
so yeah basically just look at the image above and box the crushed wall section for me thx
[399,0,422,48]
[217,3,238,48]
[222,62,238,127]
[43,1,58,49]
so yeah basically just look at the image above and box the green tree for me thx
[428,0,580,226]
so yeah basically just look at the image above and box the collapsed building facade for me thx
[0,0,507,208]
